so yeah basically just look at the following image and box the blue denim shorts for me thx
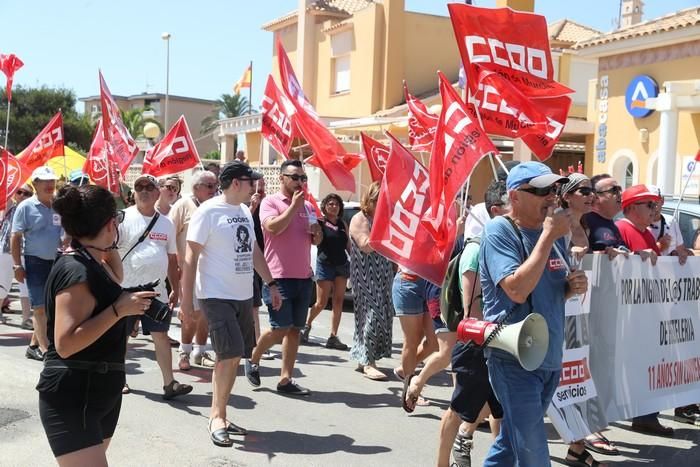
[316,260,349,281]
[25,255,53,308]
[263,278,312,329]
[392,273,429,317]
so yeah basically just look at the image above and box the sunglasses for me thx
[134,184,157,192]
[596,186,622,195]
[634,201,657,210]
[161,184,179,192]
[518,185,556,197]
[282,173,308,183]
[16,189,33,197]
[573,187,595,196]
[197,183,218,190]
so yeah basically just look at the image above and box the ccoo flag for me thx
[142,116,201,177]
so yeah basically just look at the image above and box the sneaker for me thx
[245,360,261,387]
[674,406,700,425]
[25,346,44,361]
[163,380,193,400]
[325,335,349,351]
[276,379,310,396]
[21,319,34,330]
[178,352,191,371]
[300,325,311,344]
[193,352,216,368]
[451,431,472,467]
[260,350,275,360]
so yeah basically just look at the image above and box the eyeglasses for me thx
[115,210,125,224]
[282,173,308,183]
[634,201,657,210]
[197,183,218,190]
[574,187,595,196]
[596,186,622,195]
[134,184,157,192]
[161,184,179,193]
[16,189,33,197]
[517,185,556,197]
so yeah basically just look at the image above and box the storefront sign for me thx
[625,75,658,118]
[596,75,608,163]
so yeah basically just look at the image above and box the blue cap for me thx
[506,161,568,191]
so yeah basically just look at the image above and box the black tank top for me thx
[317,217,349,266]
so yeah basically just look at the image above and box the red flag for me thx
[404,82,438,152]
[449,4,573,160]
[360,133,389,182]
[17,112,64,173]
[0,54,24,101]
[303,187,322,218]
[694,150,700,163]
[0,147,32,211]
[277,40,356,192]
[142,116,201,177]
[83,119,120,194]
[261,75,296,158]
[369,133,456,285]
[427,71,497,219]
[99,71,138,173]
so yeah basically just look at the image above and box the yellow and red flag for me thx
[233,64,252,95]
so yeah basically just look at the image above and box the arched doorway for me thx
[609,150,638,188]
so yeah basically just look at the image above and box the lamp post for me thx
[161,32,171,131]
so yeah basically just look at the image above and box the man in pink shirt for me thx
[245,159,322,396]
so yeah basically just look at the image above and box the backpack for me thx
[440,237,480,332]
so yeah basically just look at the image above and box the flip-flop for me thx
[402,374,418,413]
[583,433,620,456]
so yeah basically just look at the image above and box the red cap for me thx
[621,184,661,209]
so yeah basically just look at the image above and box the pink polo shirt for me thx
[259,192,314,279]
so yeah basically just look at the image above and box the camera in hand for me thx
[123,280,171,322]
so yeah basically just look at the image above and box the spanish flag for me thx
[233,64,252,94]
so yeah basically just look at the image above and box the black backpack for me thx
[440,237,480,332]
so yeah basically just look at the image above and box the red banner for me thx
[277,41,357,192]
[404,82,438,152]
[0,147,31,210]
[0,54,24,101]
[83,119,120,194]
[142,116,201,177]
[427,72,496,218]
[261,75,295,158]
[99,71,138,174]
[449,4,573,160]
[360,132,389,182]
[369,133,456,285]
[17,112,64,173]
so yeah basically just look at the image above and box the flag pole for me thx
[672,155,699,221]
[59,109,68,180]
[3,98,10,150]
[248,61,253,116]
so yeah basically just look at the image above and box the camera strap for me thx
[121,213,159,262]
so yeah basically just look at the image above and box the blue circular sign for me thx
[625,75,658,118]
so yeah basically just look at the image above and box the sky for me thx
[0,0,696,113]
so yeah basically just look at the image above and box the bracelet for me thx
[266,280,278,288]
[112,304,119,318]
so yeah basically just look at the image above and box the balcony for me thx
[217,113,262,137]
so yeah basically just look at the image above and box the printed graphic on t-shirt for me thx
[228,215,253,274]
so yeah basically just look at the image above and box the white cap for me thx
[31,166,58,181]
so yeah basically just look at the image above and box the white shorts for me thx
[0,253,28,299]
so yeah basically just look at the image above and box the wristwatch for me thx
[13,264,23,271]
[266,280,278,288]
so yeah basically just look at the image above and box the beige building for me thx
[79,92,219,158]
[575,3,700,197]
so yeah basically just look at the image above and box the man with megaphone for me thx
[476,162,588,467]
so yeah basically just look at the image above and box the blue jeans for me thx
[484,357,560,467]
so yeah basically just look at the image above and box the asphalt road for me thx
[1,300,698,466]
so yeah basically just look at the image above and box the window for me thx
[331,30,352,94]
[624,162,634,188]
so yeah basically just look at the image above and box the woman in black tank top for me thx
[37,185,157,464]
[302,193,351,350]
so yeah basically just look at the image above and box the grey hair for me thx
[191,170,217,188]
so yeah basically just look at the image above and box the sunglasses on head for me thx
[282,173,308,183]
[16,189,33,197]
[134,183,157,192]
[596,185,622,195]
[518,185,557,197]
[574,187,595,196]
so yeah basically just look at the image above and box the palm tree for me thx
[201,93,251,135]
[119,107,164,139]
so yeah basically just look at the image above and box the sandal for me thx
[401,374,418,413]
[583,432,620,456]
[209,418,233,447]
[362,365,388,381]
[163,380,193,400]
[564,447,605,467]
[122,383,131,395]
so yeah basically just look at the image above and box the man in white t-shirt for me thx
[119,174,193,400]
[181,161,281,448]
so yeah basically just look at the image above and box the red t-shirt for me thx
[616,218,660,254]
